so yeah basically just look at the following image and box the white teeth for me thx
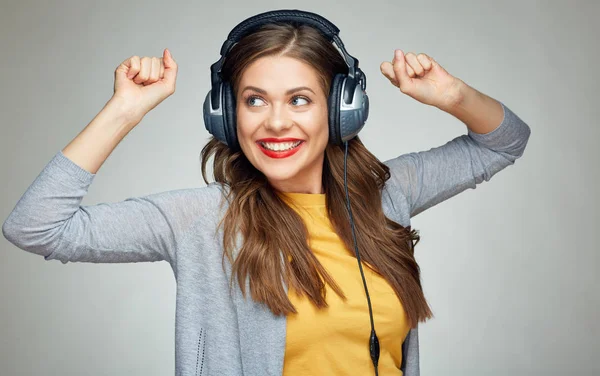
[260,141,302,151]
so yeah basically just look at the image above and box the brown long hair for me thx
[201,22,433,328]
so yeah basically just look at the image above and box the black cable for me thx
[343,140,380,375]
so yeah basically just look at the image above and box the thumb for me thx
[114,60,131,81]
[162,48,178,85]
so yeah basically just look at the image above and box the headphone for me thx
[202,9,381,375]
[202,9,370,151]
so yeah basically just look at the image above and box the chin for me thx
[261,168,301,185]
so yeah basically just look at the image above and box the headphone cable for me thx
[343,140,380,375]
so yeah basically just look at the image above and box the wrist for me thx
[104,96,143,129]
[439,79,470,115]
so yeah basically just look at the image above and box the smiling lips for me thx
[256,138,305,159]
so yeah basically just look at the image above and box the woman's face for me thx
[235,55,329,194]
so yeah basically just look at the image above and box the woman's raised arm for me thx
[380,50,531,218]
[2,49,222,266]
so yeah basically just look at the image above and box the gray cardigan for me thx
[2,101,530,375]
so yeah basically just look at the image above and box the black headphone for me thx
[202,9,370,151]
[203,9,381,375]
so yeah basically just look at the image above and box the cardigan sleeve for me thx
[400,327,420,376]
[2,150,220,266]
[383,101,531,218]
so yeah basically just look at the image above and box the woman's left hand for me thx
[380,50,464,111]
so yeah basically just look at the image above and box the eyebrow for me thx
[240,85,316,96]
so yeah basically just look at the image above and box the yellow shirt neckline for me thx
[278,191,326,207]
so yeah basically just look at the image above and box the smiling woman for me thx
[199,19,430,376]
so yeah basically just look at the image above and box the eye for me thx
[246,95,266,107]
[291,96,311,106]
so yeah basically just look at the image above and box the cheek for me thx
[305,108,329,143]
[235,123,255,160]
[316,128,329,148]
[236,118,254,145]
[236,108,262,138]
[315,117,330,146]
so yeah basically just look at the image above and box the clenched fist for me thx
[380,50,463,111]
[111,48,178,124]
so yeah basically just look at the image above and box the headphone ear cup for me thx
[328,73,345,145]
[203,84,227,145]
[222,81,239,150]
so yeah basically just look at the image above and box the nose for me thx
[264,104,293,133]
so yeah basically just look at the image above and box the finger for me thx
[394,51,415,78]
[405,52,424,76]
[392,50,412,90]
[406,64,416,78]
[379,61,398,86]
[143,57,160,86]
[126,56,141,79]
[162,48,177,92]
[134,56,152,84]
[417,53,433,71]
[159,59,165,79]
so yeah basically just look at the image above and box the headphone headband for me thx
[226,10,339,51]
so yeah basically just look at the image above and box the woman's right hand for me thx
[111,48,178,124]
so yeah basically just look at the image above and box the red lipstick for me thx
[256,138,304,159]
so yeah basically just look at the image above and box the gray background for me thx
[1,0,598,375]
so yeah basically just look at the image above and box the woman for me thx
[2,9,531,376]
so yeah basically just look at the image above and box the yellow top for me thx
[279,191,410,375]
